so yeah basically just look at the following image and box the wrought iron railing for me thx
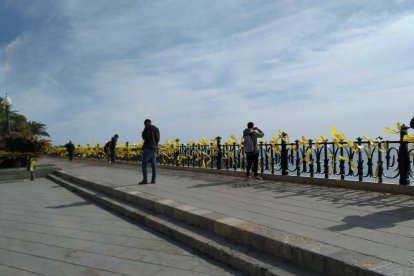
[49,125,413,185]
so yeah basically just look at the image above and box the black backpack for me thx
[410,117,414,129]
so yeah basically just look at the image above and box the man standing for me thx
[243,122,264,180]
[108,134,119,163]
[139,119,160,184]
[64,141,75,161]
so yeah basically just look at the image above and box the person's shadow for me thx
[328,206,414,231]
[46,201,91,209]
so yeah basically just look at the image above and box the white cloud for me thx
[1,1,414,145]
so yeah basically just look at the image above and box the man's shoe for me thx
[138,180,148,185]
[150,180,156,184]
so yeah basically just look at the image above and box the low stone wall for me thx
[0,165,60,181]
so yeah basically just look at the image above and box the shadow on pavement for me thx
[249,181,414,230]
[189,179,245,188]
[252,181,414,210]
[327,206,414,231]
[46,201,91,209]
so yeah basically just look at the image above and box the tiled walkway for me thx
[0,177,240,276]
[41,157,414,270]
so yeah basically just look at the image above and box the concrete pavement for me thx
[0,177,241,275]
[40,157,414,273]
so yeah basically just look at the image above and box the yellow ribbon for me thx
[403,135,414,143]
[278,129,290,143]
[339,156,355,172]
[29,158,36,172]
[299,136,309,147]
[314,138,322,149]
[363,135,385,155]
[328,153,335,175]
[176,154,187,165]
[374,162,381,183]
[303,148,313,165]
[270,136,282,154]
[330,127,346,148]
[384,122,401,134]
[288,145,297,152]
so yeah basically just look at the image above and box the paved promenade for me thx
[0,177,241,275]
[41,158,414,271]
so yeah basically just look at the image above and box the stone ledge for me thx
[0,165,60,181]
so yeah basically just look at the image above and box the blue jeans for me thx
[142,149,157,181]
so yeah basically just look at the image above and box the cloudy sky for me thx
[1,0,413,145]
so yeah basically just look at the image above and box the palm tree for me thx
[26,121,50,139]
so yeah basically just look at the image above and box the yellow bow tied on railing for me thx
[384,122,401,134]
[339,156,355,173]
[328,153,335,175]
[176,154,187,165]
[305,147,313,165]
[288,144,297,152]
[278,129,290,143]
[403,134,414,156]
[403,135,414,142]
[330,127,346,148]
[314,137,322,149]
[270,136,282,154]
[362,135,385,156]
[299,136,309,147]
[374,161,382,183]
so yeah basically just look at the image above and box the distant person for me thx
[243,122,264,180]
[64,141,75,161]
[104,134,119,163]
[139,119,160,184]
[103,140,111,162]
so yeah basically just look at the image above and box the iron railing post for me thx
[216,136,222,170]
[357,137,363,181]
[339,140,345,180]
[281,132,288,175]
[324,140,329,178]
[295,140,300,176]
[126,141,129,162]
[308,139,314,178]
[174,139,180,166]
[233,142,237,171]
[377,137,383,184]
[399,125,410,185]
[210,143,214,169]
[260,141,264,174]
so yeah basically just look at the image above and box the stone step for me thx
[48,171,414,276]
[47,173,320,276]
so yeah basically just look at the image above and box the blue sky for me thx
[1,0,414,145]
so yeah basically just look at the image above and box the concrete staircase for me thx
[47,170,412,276]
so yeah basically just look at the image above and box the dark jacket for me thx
[110,136,118,151]
[142,125,160,149]
[243,128,264,155]
[65,142,75,153]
